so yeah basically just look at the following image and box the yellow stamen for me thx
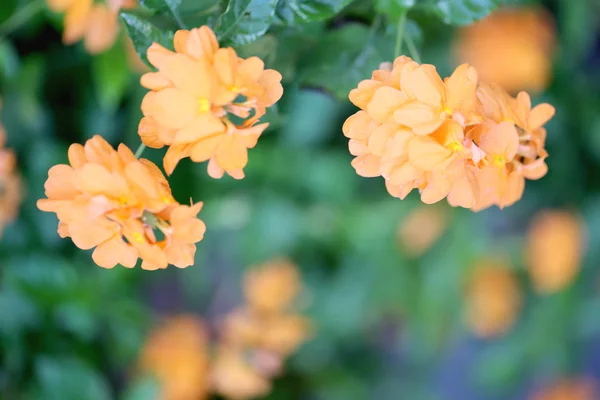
[132,232,145,243]
[229,85,241,92]
[443,107,453,116]
[493,155,505,167]
[448,141,463,152]
[119,196,128,205]
[198,98,210,113]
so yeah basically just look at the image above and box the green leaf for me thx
[0,0,17,25]
[122,377,160,400]
[93,38,131,111]
[139,0,181,12]
[375,0,415,19]
[120,11,176,66]
[275,0,353,24]
[32,357,112,400]
[300,23,392,100]
[430,0,502,25]
[215,0,278,46]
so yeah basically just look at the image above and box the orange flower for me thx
[343,56,554,211]
[139,315,210,400]
[526,210,584,294]
[455,7,555,94]
[0,108,22,238]
[138,26,283,178]
[465,260,521,338]
[397,206,449,257]
[210,346,272,400]
[37,135,206,270]
[243,258,301,315]
[531,378,597,400]
[47,0,135,54]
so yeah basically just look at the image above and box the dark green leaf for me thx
[139,0,181,12]
[375,0,415,19]
[430,0,502,25]
[120,11,176,66]
[0,0,17,25]
[215,0,278,46]
[275,0,353,24]
[300,23,393,100]
[93,38,132,111]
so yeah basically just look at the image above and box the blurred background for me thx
[1,0,600,399]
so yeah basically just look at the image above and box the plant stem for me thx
[134,143,147,158]
[0,0,44,42]
[405,34,422,63]
[394,12,407,59]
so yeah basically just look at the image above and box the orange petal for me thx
[236,123,268,149]
[164,143,193,175]
[162,55,213,99]
[351,154,380,177]
[173,30,190,53]
[393,102,443,135]
[189,135,224,163]
[445,64,478,113]
[146,43,175,70]
[385,180,414,200]
[84,5,119,54]
[140,72,171,91]
[400,64,444,107]
[207,157,225,179]
[388,161,420,186]
[447,173,478,208]
[478,121,519,160]
[68,143,87,168]
[342,111,376,140]
[238,57,265,82]
[349,80,383,110]
[528,103,555,131]
[214,134,248,171]
[173,114,225,144]
[138,117,167,148]
[47,0,76,12]
[141,88,197,130]
[366,86,407,123]
[420,172,452,204]
[186,26,219,60]
[521,158,548,180]
[73,164,128,198]
[92,235,138,268]
[408,136,453,170]
[500,171,524,208]
[63,0,92,45]
[69,219,118,250]
[257,69,283,107]
[367,123,397,156]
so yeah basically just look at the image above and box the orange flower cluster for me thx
[531,378,597,400]
[212,259,312,399]
[47,0,136,54]
[344,56,555,211]
[138,259,311,400]
[37,135,205,270]
[465,260,521,338]
[526,210,585,294]
[138,26,283,178]
[456,7,555,94]
[0,105,22,238]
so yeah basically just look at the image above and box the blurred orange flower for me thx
[244,258,301,315]
[455,7,555,94]
[526,210,585,294]
[344,56,554,211]
[139,315,210,400]
[212,259,311,399]
[532,378,597,400]
[47,0,136,54]
[397,206,449,257]
[139,26,283,178]
[0,105,22,238]
[465,261,521,338]
[37,135,206,270]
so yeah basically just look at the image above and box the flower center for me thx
[493,155,505,167]
[131,231,145,243]
[448,141,463,152]
[443,107,453,116]
[198,98,210,113]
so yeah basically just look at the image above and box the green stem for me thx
[134,143,147,158]
[405,34,422,63]
[0,0,44,42]
[164,0,187,30]
[394,12,407,59]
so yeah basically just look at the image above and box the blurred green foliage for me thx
[1,0,600,399]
